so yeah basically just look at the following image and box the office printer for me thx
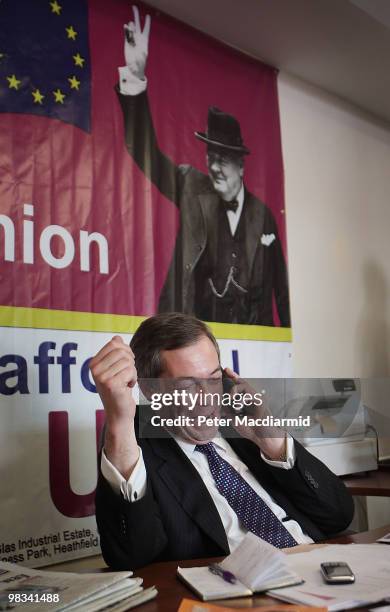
[282,379,378,476]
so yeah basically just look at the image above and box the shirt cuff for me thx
[118,66,147,95]
[260,435,295,469]
[101,447,147,502]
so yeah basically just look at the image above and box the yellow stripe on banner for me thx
[0,306,292,342]
[206,321,291,342]
[0,306,145,334]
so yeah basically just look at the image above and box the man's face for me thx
[159,335,223,444]
[207,149,243,202]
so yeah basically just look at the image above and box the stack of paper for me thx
[268,544,390,611]
[0,560,157,611]
[377,532,390,544]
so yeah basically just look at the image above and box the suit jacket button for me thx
[185,263,191,270]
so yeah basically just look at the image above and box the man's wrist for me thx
[257,434,287,462]
[104,432,140,481]
[118,66,147,95]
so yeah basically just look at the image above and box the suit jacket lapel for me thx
[150,436,229,553]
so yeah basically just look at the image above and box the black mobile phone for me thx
[222,371,235,394]
[221,371,257,415]
[320,562,355,584]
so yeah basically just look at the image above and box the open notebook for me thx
[177,533,303,601]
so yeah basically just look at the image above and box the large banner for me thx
[0,0,291,565]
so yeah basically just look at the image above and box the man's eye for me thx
[206,378,222,388]
[208,155,227,166]
[177,379,197,390]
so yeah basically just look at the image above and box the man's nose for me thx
[198,380,209,393]
[209,158,221,173]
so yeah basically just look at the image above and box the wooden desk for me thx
[343,466,390,496]
[134,524,390,611]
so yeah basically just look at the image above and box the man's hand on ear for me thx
[222,368,287,461]
[124,5,151,80]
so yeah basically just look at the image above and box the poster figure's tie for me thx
[224,199,239,213]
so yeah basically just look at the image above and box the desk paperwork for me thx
[0,560,157,611]
[178,599,326,612]
[378,532,390,544]
[268,544,390,611]
[177,532,302,601]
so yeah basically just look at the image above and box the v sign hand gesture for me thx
[124,5,151,80]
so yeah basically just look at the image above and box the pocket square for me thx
[261,233,275,247]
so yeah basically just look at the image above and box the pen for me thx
[208,564,237,584]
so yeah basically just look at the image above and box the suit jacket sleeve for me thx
[95,466,169,570]
[264,207,291,327]
[116,89,187,207]
[260,439,354,536]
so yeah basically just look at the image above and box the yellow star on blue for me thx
[66,25,78,40]
[7,74,21,90]
[53,88,66,104]
[68,75,80,90]
[32,89,45,104]
[50,1,62,15]
[73,53,85,68]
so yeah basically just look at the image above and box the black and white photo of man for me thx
[117,6,291,327]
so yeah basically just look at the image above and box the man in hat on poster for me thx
[117,7,290,326]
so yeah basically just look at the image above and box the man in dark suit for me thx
[117,7,290,326]
[91,312,354,570]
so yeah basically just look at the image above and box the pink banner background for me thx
[0,0,286,319]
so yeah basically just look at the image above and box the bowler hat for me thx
[195,106,250,155]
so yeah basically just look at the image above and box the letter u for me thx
[48,410,105,517]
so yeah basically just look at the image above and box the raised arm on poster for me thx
[117,6,291,327]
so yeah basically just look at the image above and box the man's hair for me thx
[130,312,220,379]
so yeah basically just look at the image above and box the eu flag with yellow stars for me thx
[0,0,157,317]
[0,0,90,131]
[0,0,287,325]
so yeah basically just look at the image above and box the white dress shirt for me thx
[101,435,313,551]
[225,183,244,236]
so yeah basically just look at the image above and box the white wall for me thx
[278,73,390,458]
